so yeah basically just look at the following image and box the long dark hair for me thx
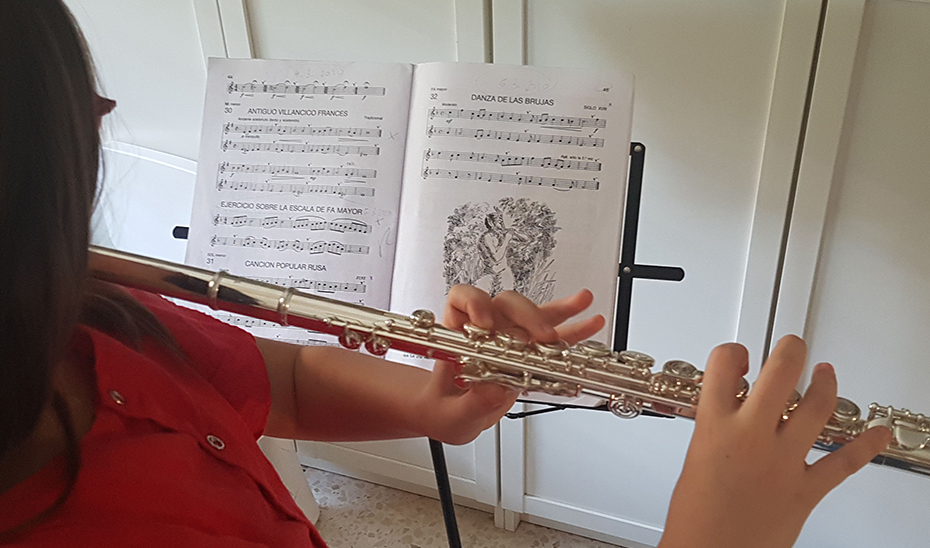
[1,0,178,535]
[0,0,100,461]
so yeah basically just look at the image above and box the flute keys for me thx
[608,394,642,419]
[463,323,492,341]
[495,332,528,351]
[535,339,570,358]
[735,378,750,401]
[410,309,436,328]
[339,328,364,350]
[618,350,655,369]
[834,397,862,424]
[662,360,702,380]
[577,339,611,358]
[782,389,802,421]
[365,335,391,356]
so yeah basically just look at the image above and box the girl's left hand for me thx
[416,285,606,445]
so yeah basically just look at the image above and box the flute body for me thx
[87,245,930,477]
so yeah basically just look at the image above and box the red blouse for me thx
[0,291,326,547]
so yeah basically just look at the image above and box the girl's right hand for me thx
[659,335,892,548]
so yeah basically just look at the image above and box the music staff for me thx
[210,235,370,255]
[429,107,607,129]
[216,316,281,329]
[212,316,336,345]
[215,179,376,197]
[227,81,386,96]
[223,123,381,138]
[426,126,604,147]
[423,149,601,171]
[423,168,599,190]
[272,337,333,347]
[222,141,380,156]
[213,214,371,234]
[252,276,367,294]
[218,163,377,179]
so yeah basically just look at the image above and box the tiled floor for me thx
[306,467,621,548]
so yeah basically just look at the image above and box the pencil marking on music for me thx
[223,123,381,138]
[210,235,370,255]
[218,163,377,178]
[426,126,603,147]
[423,149,601,171]
[227,81,386,96]
[215,179,375,197]
[222,141,380,156]
[213,214,371,234]
[423,168,599,190]
[429,107,606,129]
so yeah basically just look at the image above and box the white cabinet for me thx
[766,1,930,546]
[67,1,930,546]
[504,1,800,545]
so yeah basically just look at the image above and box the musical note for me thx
[223,123,381,138]
[422,168,599,190]
[222,141,380,156]
[218,163,377,178]
[215,179,375,197]
[213,214,371,234]
[428,107,606,129]
[422,149,601,171]
[210,235,370,255]
[426,127,603,147]
[228,81,386,96]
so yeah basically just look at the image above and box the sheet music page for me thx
[389,62,633,376]
[186,58,413,338]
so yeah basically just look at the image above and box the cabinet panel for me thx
[513,1,788,543]
[775,1,930,546]
[242,0,500,504]
[246,0,458,64]
[65,0,209,160]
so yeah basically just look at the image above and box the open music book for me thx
[186,58,634,363]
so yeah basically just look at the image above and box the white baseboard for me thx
[522,496,663,548]
[297,441,494,514]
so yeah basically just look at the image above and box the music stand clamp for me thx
[615,142,685,352]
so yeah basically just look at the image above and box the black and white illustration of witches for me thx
[443,197,559,304]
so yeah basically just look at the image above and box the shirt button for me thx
[206,434,226,451]
[108,389,126,405]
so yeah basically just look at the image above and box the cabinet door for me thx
[65,0,210,160]
[500,0,808,545]
[770,1,930,546]
[245,0,503,508]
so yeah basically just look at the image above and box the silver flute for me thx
[88,245,930,477]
